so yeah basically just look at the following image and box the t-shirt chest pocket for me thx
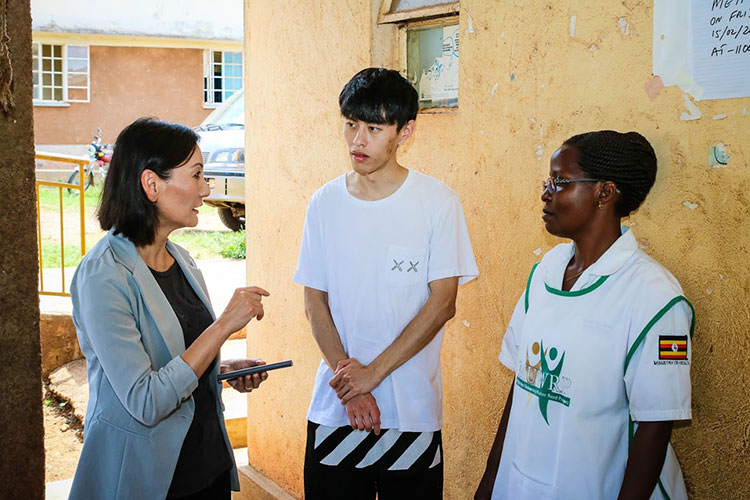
[386,245,426,286]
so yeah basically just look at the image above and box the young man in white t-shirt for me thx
[293,68,478,499]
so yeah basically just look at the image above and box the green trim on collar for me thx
[524,263,540,313]
[543,275,609,297]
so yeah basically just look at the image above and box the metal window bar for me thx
[35,152,88,296]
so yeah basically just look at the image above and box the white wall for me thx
[31,0,243,41]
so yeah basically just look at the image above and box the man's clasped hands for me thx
[329,358,383,435]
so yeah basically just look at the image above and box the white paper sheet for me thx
[653,0,691,87]
[654,0,750,101]
[690,0,750,100]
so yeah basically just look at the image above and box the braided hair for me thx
[563,130,657,217]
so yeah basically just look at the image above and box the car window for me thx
[201,91,245,128]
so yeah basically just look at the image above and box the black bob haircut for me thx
[97,117,200,247]
[563,130,657,217]
[339,68,418,130]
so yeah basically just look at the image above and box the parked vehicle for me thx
[204,150,245,231]
[195,90,246,231]
[67,128,113,194]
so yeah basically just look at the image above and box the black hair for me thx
[97,117,199,246]
[339,67,418,130]
[563,130,657,217]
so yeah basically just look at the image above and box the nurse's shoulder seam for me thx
[625,249,685,296]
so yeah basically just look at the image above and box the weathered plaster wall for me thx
[242,3,374,497]
[40,313,82,376]
[243,1,750,499]
[0,0,45,496]
[33,45,212,144]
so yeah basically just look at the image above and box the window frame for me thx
[378,0,459,25]
[203,49,244,108]
[65,45,90,103]
[384,4,460,114]
[32,41,90,106]
[403,17,459,113]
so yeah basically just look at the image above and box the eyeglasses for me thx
[541,177,620,195]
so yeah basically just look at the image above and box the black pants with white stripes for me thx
[304,421,443,500]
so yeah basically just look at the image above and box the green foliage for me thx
[170,229,245,260]
[40,238,83,269]
[39,233,104,269]
[37,183,103,211]
[219,230,246,259]
[37,184,103,269]
[36,183,241,267]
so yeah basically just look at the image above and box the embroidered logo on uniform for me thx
[407,261,419,272]
[391,260,404,271]
[658,335,688,360]
[516,340,572,425]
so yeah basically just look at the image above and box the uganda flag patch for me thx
[659,335,688,360]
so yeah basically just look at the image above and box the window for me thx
[66,46,90,102]
[379,0,458,24]
[32,42,90,103]
[379,1,459,110]
[204,50,243,105]
[407,22,459,109]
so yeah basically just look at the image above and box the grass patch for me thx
[171,229,245,260]
[41,229,244,267]
[37,183,236,266]
[40,233,105,269]
[38,183,102,214]
[38,185,104,268]
[219,230,246,259]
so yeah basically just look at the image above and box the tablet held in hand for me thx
[218,360,293,381]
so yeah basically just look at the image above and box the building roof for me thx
[31,0,243,42]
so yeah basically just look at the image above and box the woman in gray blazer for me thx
[69,117,269,499]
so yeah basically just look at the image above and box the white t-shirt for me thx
[493,228,693,500]
[293,169,478,432]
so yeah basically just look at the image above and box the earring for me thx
[598,200,603,209]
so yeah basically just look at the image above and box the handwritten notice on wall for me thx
[691,0,750,99]
[654,0,750,100]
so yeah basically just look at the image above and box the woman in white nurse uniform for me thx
[475,131,694,500]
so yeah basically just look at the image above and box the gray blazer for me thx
[68,230,238,499]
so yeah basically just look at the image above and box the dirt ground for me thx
[43,385,83,482]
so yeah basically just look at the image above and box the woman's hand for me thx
[216,286,270,335]
[182,286,269,379]
[221,358,268,393]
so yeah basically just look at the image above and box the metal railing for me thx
[35,151,89,297]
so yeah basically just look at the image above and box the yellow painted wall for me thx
[243,1,750,499]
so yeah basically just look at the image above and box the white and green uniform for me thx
[493,228,694,500]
